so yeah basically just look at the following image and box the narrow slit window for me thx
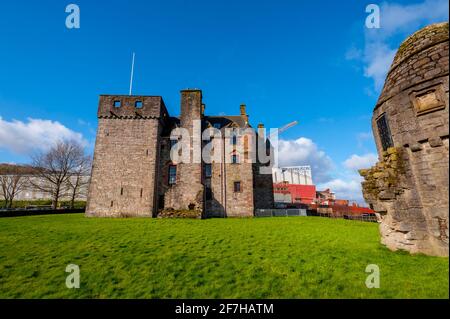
[205,164,212,178]
[376,114,393,151]
[140,188,143,198]
[169,165,177,185]
[120,187,124,196]
[231,134,238,145]
[234,181,241,193]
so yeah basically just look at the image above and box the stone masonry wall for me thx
[164,90,204,215]
[86,95,166,217]
[360,23,449,256]
[225,162,254,217]
[86,118,161,217]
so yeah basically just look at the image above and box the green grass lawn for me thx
[0,214,448,299]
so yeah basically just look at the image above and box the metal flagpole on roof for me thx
[129,52,135,96]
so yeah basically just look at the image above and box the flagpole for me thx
[129,52,135,95]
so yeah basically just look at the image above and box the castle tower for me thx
[86,95,168,217]
[360,23,449,256]
[163,89,204,213]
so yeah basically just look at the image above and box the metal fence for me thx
[255,209,378,223]
[255,209,307,217]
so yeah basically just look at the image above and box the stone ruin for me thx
[360,22,449,257]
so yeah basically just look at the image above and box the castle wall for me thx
[86,95,166,217]
[360,23,449,256]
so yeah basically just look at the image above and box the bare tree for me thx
[66,155,92,209]
[0,165,30,208]
[30,140,87,210]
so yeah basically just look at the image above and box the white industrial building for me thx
[272,166,313,185]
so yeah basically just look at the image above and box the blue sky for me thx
[0,0,448,202]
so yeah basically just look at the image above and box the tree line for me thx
[0,140,91,210]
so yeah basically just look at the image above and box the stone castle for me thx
[86,89,274,218]
[360,22,449,256]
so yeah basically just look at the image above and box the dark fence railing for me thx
[0,208,85,218]
[255,208,378,223]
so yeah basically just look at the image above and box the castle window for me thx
[204,164,212,178]
[231,134,238,145]
[376,113,393,151]
[232,154,239,164]
[135,101,143,109]
[140,188,143,198]
[234,181,241,193]
[113,100,121,108]
[168,165,177,185]
[120,187,124,196]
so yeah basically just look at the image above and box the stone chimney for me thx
[240,104,249,124]
[257,123,265,139]
[180,89,203,128]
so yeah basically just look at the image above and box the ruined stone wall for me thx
[360,23,449,256]
[86,95,166,217]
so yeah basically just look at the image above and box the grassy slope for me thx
[0,214,448,299]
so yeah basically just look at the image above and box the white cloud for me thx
[349,0,449,91]
[380,0,449,36]
[363,42,397,90]
[344,153,378,171]
[318,177,365,203]
[317,153,378,204]
[0,117,88,155]
[277,137,334,184]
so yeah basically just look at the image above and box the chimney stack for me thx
[258,123,265,138]
[240,104,249,124]
[240,104,246,116]
[180,89,203,128]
